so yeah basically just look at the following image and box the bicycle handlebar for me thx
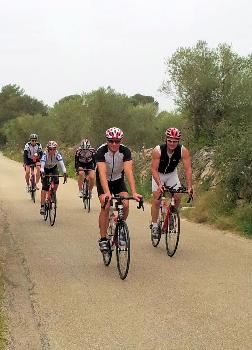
[42,174,68,184]
[158,185,193,203]
[103,195,144,210]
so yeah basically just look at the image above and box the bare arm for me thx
[151,148,162,188]
[124,160,142,201]
[181,146,193,193]
[97,162,110,194]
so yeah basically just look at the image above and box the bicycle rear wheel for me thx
[49,190,57,226]
[165,209,180,257]
[116,222,130,280]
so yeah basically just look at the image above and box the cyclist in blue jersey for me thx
[39,141,67,215]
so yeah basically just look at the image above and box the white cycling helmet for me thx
[105,127,124,140]
[47,140,58,149]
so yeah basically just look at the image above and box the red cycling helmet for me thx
[105,127,124,140]
[47,140,58,149]
[165,127,181,140]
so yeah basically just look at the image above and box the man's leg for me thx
[25,165,30,186]
[88,170,95,193]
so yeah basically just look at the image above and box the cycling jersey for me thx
[40,151,66,173]
[75,147,96,169]
[156,144,183,174]
[23,142,43,164]
[96,144,132,181]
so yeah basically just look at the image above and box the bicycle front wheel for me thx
[44,202,49,221]
[82,180,91,212]
[49,190,57,226]
[116,222,130,280]
[165,209,180,257]
[30,175,36,203]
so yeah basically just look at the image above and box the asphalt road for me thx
[0,153,251,350]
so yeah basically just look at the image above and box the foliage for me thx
[0,84,48,125]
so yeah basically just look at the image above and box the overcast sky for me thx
[0,0,251,110]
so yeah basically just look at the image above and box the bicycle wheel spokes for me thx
[165,210,180,257]
[116,222,130,280]
[49,190,57,226]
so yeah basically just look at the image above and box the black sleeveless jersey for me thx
[157,144,182,174]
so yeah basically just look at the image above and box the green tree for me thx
[0,84,48,124]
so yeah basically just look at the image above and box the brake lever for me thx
[137,198,144,211]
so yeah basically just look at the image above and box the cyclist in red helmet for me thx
[150,127,193,239]
[96,127,142,252]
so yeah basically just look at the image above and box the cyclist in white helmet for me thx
[150,127,193,239]
[39,141,67,215]
[96,127,142,252]
[75,138,96,198]
[23,133,43,192]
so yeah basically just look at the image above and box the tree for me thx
[0,84,48,124]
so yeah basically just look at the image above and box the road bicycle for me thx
[81,169,91,212]
[29,164,37,203]
[151,185,193,257]
[102,195,144,280]
[43,175,67,226]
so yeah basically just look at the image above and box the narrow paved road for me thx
[0,153,251,350]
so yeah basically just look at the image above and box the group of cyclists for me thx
[23,127,193,253]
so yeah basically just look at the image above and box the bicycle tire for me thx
[82,179,91,212]
[30,174,36,203]
[116,222,130,280]
[165,208,180,257]
[44,202,49,221]
[49,189,57,226]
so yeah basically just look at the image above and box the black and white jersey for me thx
[23,142,43,163]
[96,144,132,181]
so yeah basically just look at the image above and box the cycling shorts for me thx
[96,173,128,197]
[41,166,59,191]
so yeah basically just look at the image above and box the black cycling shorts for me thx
[76,161,95,171]
[41,166,59,191]
[96,172,128,197]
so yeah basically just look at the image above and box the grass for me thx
[0,275,6,350]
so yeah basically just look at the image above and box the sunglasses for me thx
[48,147,56,150]
[31,139,37,142]
[167,139,179,144]
[108,139,121,144]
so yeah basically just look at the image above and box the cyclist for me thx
[23,133,43,192]
[39,141,67,215]
[96,127,142,252]
[75,138,96,198]
[150,127,193,239]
